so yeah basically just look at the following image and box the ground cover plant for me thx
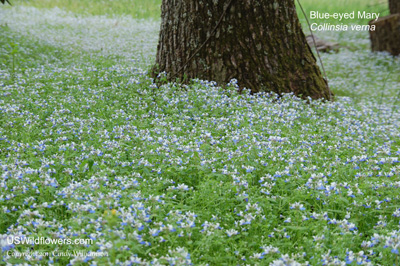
[1,1,400,265]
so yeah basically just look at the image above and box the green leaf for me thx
[88,159,94,171]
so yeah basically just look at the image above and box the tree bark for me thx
[369,14,400,56]
[153,0,333,100]
[390,0,400,14]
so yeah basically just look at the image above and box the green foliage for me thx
[1,0,400,265]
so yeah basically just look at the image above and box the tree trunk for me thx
[390,0,400,14]
[153,0,333,100]
[369,0,400,56]
[369,14,400,56]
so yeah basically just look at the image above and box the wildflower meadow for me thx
[1,0,400,265]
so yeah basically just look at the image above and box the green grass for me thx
[16,0,162,19]
[296,0,390,24]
